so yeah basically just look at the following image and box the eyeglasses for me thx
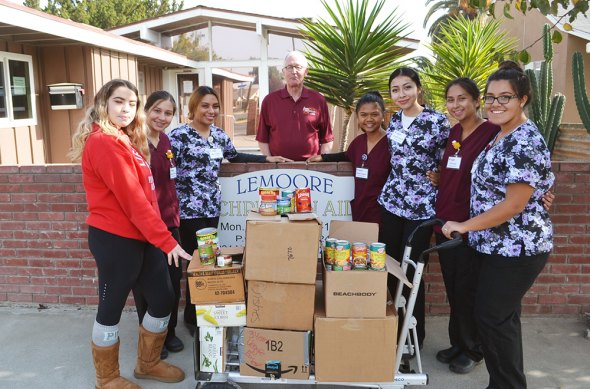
[483,95,519,105]
[283,65,305,72]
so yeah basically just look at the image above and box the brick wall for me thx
[0,162,588,315]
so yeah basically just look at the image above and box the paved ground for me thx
[0,304,588,389]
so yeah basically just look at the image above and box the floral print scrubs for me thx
[169,124,238,219]
[378,108,450,219]
[468,120,554,257]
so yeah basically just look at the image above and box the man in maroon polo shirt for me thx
[256,51,334,161]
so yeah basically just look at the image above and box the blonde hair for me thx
[68,79,149,162]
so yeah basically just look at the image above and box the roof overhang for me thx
[110,5,419,55]
[0,0,196,68]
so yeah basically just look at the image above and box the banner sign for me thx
[219,169,354,246]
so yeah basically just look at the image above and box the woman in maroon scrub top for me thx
[429,78,496,374]
[307,91,390,228]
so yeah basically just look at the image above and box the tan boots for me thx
[91,341,140,389]
[133,325,185,383]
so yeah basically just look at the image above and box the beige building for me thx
[0,2,420,165]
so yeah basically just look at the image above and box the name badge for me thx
[391,130,406,144]
[355,167,369,179]
[447,156,462,170]
[169,167,177,180]
[208,148,224,159]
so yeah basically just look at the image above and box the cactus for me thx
[573,51,590,134]
[525,24,565,153]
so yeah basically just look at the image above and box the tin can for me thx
[370,242,387,271]
[197,244,215,265]
[196,227,220,257]
[295,187,312,213]
[259,187,279,202]
[216,255,232,267]
[334,239,351,270]
[259,200,277,216]
[324,238,338,265]
[281,189,296,212]
[352,242,369,269]
[277,197,291,215]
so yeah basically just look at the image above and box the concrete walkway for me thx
[0,304,588,389]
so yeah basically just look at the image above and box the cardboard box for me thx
[240,327,311,380]
[247,281,315,331]
[244,212,321,284]
[314,299,398,382]
[196,302,247,327]
[323,220,411,318]
[187,254,245,304]
[198,327,226,373]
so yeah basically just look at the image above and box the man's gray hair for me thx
[284,51,308,68]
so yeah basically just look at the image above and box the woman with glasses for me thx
[442,61,554,389]
[307,91,390,228]
[168,86,291,331]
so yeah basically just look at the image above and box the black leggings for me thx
[89,226,174,326]
[380,209,433,346]
[133,228,182,336]
[179,217,219,325]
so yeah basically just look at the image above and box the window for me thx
[0,52,37,127]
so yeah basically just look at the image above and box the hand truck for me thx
[195,219,462,389]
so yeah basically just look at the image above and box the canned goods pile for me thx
[324,238,386,271]
[258,187,312,215]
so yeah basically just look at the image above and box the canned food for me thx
[259,200,278,216]
[259,187,279,201]
[196,227,220,257]
[295,187,312,213]
[370,242,387,270]
[197,244,215,265]
[351,242,369,269]
[277,197,291,215]
[281,189,296,212]
[324,238,338,265]
[334,240,351,270]
[216,255,232,267]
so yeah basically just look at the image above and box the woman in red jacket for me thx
[69,79,191,388]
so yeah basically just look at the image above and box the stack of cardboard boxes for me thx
[240,212,322,380]
[314,220,410,382]
[187,247,246,375]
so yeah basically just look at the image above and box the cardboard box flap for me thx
[246,211,282,222]
[286,212,321,223]
[328,220,379,244]
[220,246,244,255]
[387,255,412,288]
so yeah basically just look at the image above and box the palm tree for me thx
[420,15,516,110]
[423,0,482,42]
[299,0,410,150]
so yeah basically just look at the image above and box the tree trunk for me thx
[340,110,353,152]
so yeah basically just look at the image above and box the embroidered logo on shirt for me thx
[302,107,317,116]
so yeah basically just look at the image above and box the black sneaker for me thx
[165,335,184,352]
[449,353,482,374]
[436,345,461,364]
[160,346,169,360]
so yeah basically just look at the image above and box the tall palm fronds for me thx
[424,0,484,41]
[421,15,517,110]
[299,0,410,150]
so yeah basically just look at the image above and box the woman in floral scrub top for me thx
[169,86,290,329]
[442,62,554,389]
[378,67,450,348]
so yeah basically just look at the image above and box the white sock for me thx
[92,321,119,347]
[142,312,170,333]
